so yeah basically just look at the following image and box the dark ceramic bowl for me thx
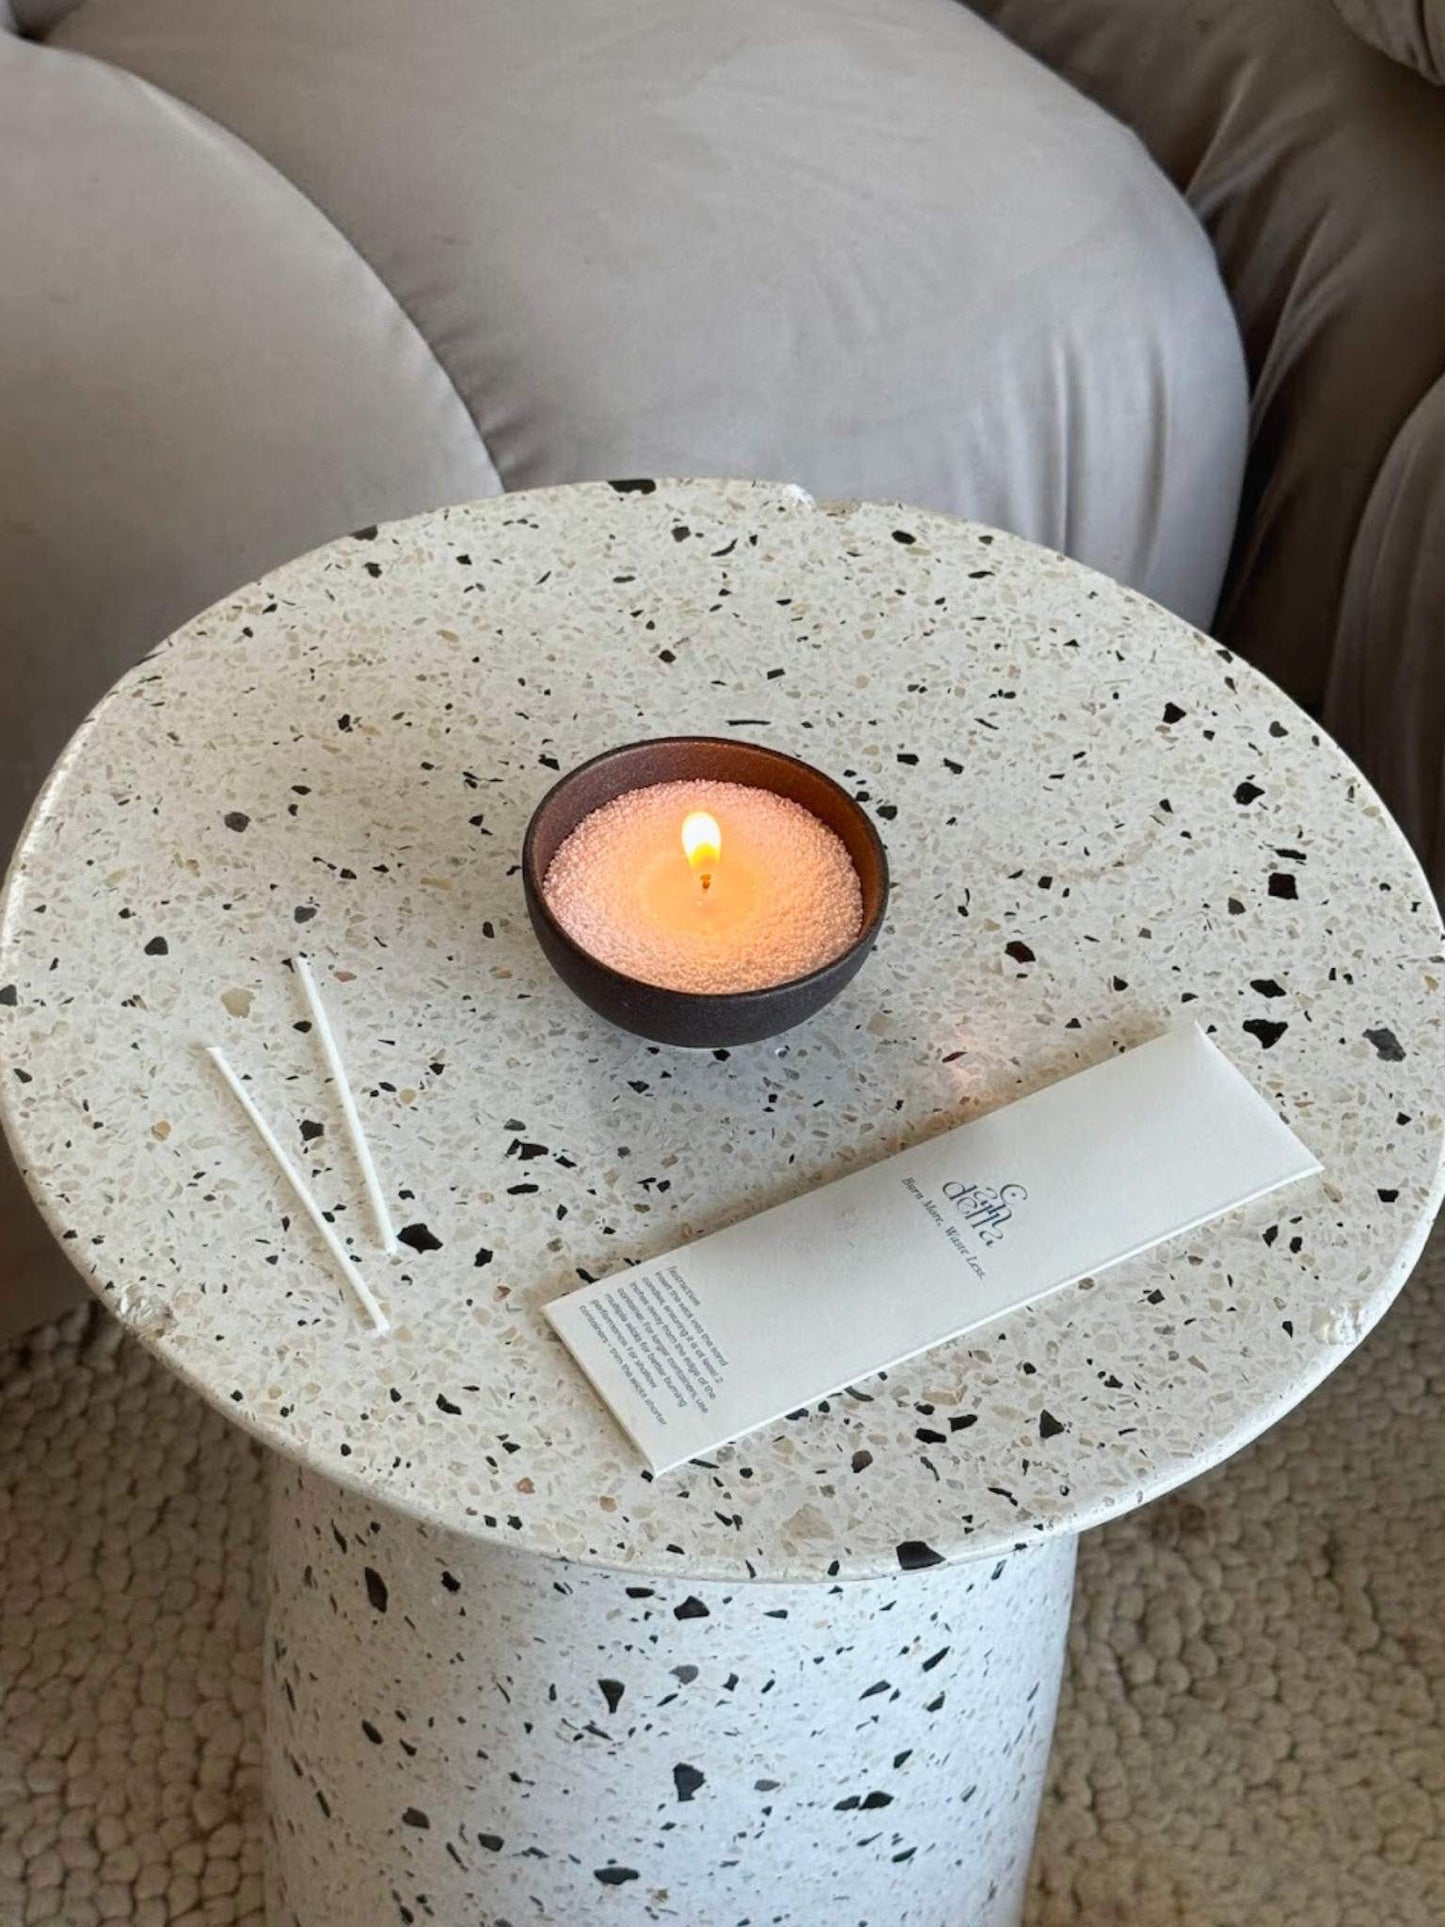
[522,736,889,1047]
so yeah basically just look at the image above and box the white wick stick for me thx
[293,954,399,1256]
[205,1045,391,1334]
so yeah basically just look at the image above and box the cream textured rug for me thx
[2,1230,1442,1927]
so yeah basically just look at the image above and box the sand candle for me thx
[539,778,864,994]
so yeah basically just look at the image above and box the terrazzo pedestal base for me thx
[264,1463,1076,1927]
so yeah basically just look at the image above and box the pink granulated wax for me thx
[540,779,864,994]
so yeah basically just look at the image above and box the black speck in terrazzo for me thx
[363,1567,388,1613]
[595,1867,640,1886]
[852,1449,873,1472]
[1227,897,1246,915]
[608,478,656,494]
[1378,1187,1400,1203]
[1039,1410,1065,1440]
[673,1763,705,1802]
[364,561,383,578]
[674,1596,709,1620]
[1268,872,1298,900]
[1366,1026,1406,1062]
[223,811,250,832]
[1251,978,1286,999]
[401,1807,429,1829]
[0,985,15,1006]
[352,524,378,540]
[891,529,916,545]
[361,1720,382,1744]
[293,905,318,924]
[1005,940,1035,965]
[398,1222,443,1253]
[1234,781,1264,806]
[861,1791,893,1809]
[598,1679,625,1714]
[144,936,168,956]
[473,1247,493,1268]
[299,1119,324,1143]
[1244,1018,1288,1050]
[478,1833,504,1852]
[436,1394,462,1416]
[671,525,692,542]
[1162,702,1186,724]
[440,1571,460,1592]
[896,1541,944,1571]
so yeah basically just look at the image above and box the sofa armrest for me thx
[971,0,1445,735]
[1328,374,1445,881]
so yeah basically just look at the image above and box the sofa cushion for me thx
[56,0,1246,629]
[1332,0,1445,80]
[0,33,499,864]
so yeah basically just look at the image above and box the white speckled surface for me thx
[266,1461,1074,1926]
[1,479,1441,1583]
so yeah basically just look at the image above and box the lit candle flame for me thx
[681,810,721,891]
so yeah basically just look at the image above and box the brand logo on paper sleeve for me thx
[940,1179,1028,1246]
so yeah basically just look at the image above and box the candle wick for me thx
[700,872,712,893]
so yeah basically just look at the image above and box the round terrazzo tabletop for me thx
[2,478,1442,1585]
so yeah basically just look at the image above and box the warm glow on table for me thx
[541,778,863,994]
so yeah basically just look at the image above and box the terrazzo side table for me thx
[2,481,1443,1927]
